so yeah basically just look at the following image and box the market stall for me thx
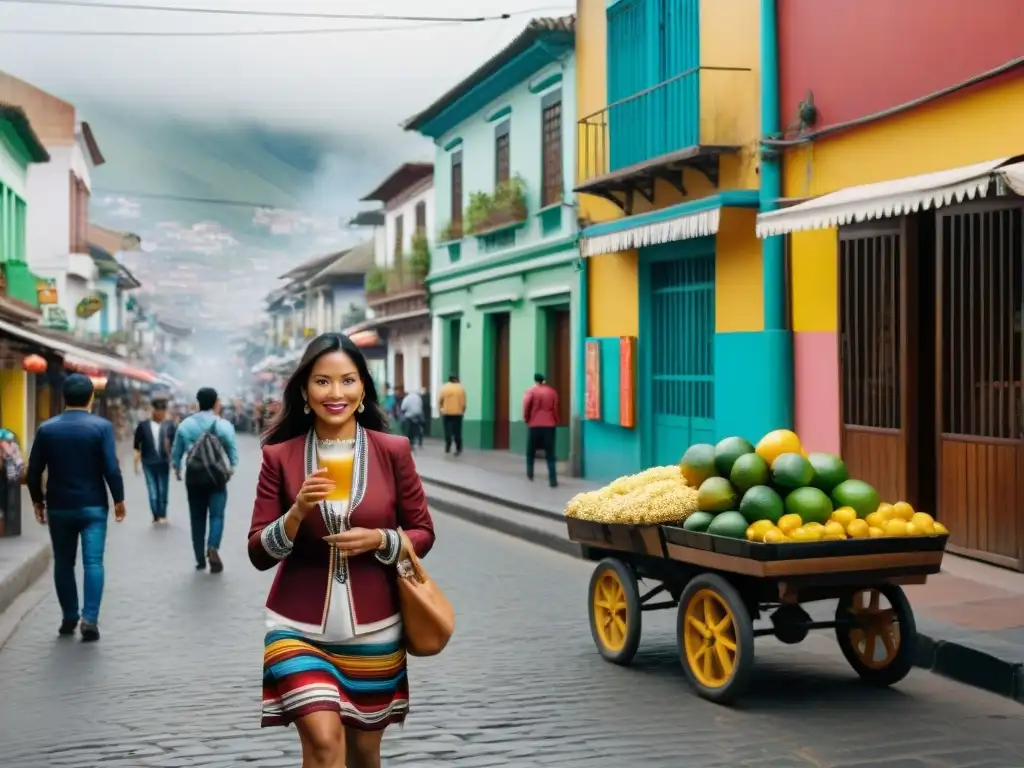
[565,429,948,705]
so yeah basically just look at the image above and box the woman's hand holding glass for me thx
[293,468,335,518]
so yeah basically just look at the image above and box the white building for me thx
[354,162,434,399]
[0,71,108,333]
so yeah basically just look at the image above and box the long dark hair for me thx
[262,333,388,446]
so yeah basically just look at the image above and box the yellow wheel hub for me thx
[683,589,738,688]
[593,570,629,652]
[846,589,900,669]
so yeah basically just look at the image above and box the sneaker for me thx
[80,623,100,642]
[207,548,223,574]
[196,561,207,571]
[58,619,78,637]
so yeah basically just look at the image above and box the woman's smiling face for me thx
[304,350,364,428]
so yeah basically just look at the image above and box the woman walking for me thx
[247,332,435,768]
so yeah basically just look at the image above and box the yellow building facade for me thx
[576,0,786,481]
[758,76,1024,569]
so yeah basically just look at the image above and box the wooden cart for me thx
[566,518,947,705]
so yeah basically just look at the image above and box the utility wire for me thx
[0,22,467,37]
[96,189,322,210]
[0,0,515,22]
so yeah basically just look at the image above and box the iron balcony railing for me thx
[577,65,754,185]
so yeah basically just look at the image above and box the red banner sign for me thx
[584,340,601,420]
[619,336,636,428]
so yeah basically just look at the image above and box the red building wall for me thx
[777,0,1024,133]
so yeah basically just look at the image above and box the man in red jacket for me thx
[522,372,559,487]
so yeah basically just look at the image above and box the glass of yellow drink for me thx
[319,445,354,502]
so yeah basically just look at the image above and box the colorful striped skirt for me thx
[261,629,409,730]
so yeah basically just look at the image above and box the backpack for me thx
[184,421,231,489]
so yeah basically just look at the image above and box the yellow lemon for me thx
[846,519,870,539]
[830,507,858,528]
[865,511,888,529]
[763,527,787,544]
[910,512,935,535]
[823,521,847,539]
[883,519,909,537]
[790,526,823,542]
[778,513,803,534]
[892,501,915,521]
[747,519,776,542]
[868,526,885,538]
[933,522,949,536]
[755,429,804,466]
[905,522,919,537]
[875,503,895,520]
[803,522,826,533]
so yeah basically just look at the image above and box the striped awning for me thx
[579,191,761,258]
[755,157,1024,238]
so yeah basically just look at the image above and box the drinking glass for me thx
[318,443,354,503]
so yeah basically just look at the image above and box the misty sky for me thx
[0,0,573,330]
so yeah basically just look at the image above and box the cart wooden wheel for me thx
[677,573,754,705]
[587,558,642,665]
[835,583,917,687]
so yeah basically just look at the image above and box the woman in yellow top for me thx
[437,375,466,455]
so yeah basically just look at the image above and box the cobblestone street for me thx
[1,435,1023,768]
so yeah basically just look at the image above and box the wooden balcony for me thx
[575,66,753,214]
[366,267,428,321]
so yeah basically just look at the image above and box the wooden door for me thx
[420,356,431,393]
[838,223,915,506]
[492,313,511,449]
[393,352,405,393]
[546,307,571,426]
[935,201,1024,569]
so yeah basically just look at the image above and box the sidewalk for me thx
[0,489,50,620]
[415,442,1024,703]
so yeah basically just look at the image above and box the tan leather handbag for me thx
[397,531,455,656]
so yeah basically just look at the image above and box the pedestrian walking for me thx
[399,387,425,449]
[133,397,176,524]
[171,387,238,573]
[249,332,435,768]
[26,373,126,642]
[438,374,466,455]
[523,372,560,488]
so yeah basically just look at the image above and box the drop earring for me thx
[303,403,310,414]
[357,401,365,413]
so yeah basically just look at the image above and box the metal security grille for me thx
[650,254,715,459]
[940,204,1024,439]
[839,229,902,430]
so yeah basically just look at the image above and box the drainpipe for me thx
[759,0,793,428]
[760,0,784,330]
[570,251,587,478]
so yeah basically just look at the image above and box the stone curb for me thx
[424,476,1024,705]
[0,541,50,619]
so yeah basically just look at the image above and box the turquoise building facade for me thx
[405,16,582,461]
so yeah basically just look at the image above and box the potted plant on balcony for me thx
[364,265,388,298]
[464,175,528,235]
[438,220,462,242]
[409,231,431,283]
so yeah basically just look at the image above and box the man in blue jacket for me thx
[27,373,126,642]
[171,387,238,573]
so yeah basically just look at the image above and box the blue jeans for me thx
[48,507,108,625]
[185,485,227,566]
[142,463,170,520]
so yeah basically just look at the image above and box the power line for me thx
[0,0,515,23]
[95,189,320,210]
[0,21,466,37]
